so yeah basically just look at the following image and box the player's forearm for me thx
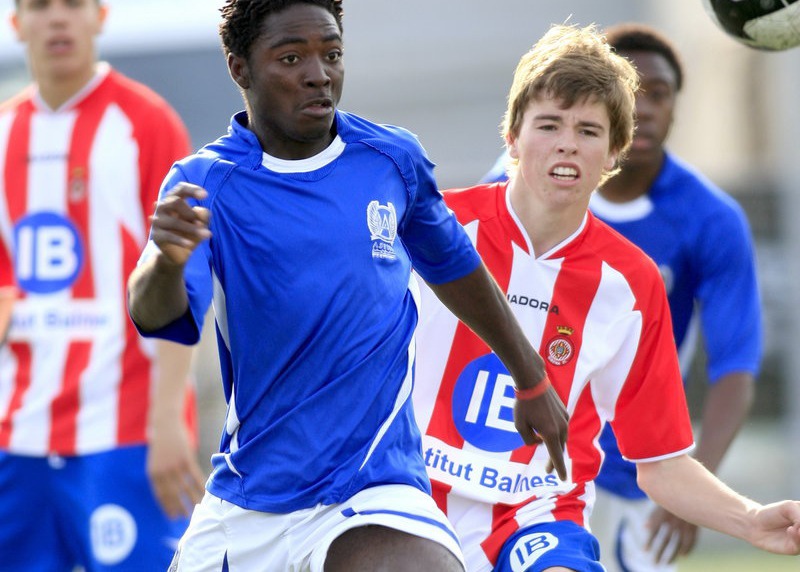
[695,372,755,472]
[128,253,190,332]
[694,372,755,472]
[427,263,547,389]
[637,455,759,541]
[149,340,195,425]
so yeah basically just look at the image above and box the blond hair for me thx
[501,24,639,181]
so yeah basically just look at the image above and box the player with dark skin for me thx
[593,27,756,566]
[128,1,568,569]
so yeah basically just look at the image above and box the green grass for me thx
[679,550,799,572]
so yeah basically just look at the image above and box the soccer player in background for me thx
[412,22,799,572]
[126,0,568,570]
[0,0,205,569]
[586,23,763,572]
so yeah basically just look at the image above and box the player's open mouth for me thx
[302,98,334,118]
[551,166,578,181]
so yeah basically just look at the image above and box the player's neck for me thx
[598,154,664,204]
[508,181,586,258]
[35,64,98,110]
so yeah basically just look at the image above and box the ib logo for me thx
[90,504,138,565]
[452,353,524,452]
[507,531,559,572]
[13,212,84,294]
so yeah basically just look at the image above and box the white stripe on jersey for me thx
[584,262,641,421]
[360,274,419,471]
[28,111,72,213]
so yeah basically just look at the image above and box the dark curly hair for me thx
[219,0,344,60]
[604,22,684,92]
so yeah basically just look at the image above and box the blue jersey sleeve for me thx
[695,196,762,382]
[134,163,214,345]
[400,149,480,284]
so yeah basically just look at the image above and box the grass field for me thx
[679,550,799,571]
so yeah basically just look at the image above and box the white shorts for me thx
[591,490,677,572]
[170,484,465,572]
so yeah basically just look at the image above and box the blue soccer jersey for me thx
[481,151,762,499]
[139,110,481,512]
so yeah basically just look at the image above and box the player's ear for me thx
[95,3,109,35]
[604,149,618,172]
[506,133,519,160]
[228,53,250,90]
[10,10,23,42]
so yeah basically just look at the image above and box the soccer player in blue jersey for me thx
[587,23,763,572]
[126,1,569,570]
[480,22,763,572]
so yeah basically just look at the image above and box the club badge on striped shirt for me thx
[546,326,575,366]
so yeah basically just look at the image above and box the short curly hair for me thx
[219,0,344,59]
[604,22,684,92]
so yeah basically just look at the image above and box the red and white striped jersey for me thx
[412,182,694,566]
[0,64,192,456]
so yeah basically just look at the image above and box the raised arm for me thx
[426,262,569,480]
[128,183,211,332]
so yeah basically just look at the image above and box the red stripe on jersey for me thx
[566,385,603,484]
[430,481,450,513]
[0,101,34,298]
[2,102,33,293]
[4,101,32,223]
[183,382,198,449]
[509,252,600,466]
[425,184,523,450]
[425,325,479,449]
[117,226,150,444]
[0,343,32,448]
[49,341,91,452]
[482,500,529,564]
[66,96,107,299]
[551,388,601,526]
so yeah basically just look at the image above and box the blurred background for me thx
[2,1,798,569]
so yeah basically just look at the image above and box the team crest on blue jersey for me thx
[367,200,397,260]
[546,326,575,366]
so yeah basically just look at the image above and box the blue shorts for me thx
[495,521,604,572]
[0,446,190,571]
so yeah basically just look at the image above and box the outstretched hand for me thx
[514,386,569,481]
[150,182,212,266]
[749,500,800,555]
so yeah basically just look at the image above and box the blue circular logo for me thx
[13,212,84,294]
[452,353,524,452]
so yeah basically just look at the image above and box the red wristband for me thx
[514,375,551,401]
